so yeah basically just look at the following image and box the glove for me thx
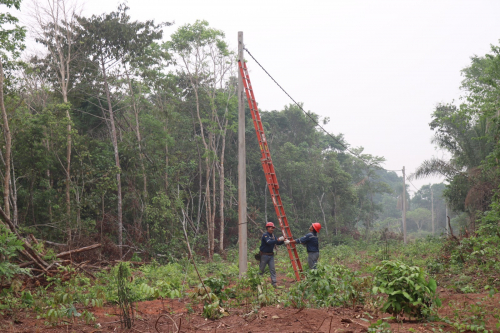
[284,239,290,245]
[278,236,284,241]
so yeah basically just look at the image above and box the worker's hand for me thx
[284,239,290,245]
[278,236,284,241]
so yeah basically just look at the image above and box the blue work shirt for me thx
[260,232,284,253]
[295,231,319,252]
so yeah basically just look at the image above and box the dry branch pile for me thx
[0,206,102,280]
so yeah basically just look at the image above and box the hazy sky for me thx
[22,0,500,192]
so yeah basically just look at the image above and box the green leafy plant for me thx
[288,263,371,308]
[443,297,496,333]
[190,284,225,319]
[373,260,441,319]
[0,225,30,282]
[367,318,393,333]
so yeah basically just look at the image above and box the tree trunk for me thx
[211,155,216,255]
[64,102,72,242]
[205,156,212,259]
[126,74,147,226]
[101,58,123,259]
[192,85,213,260]
[0,61,11,220]
[196,148,202,235]
[10,155,18,226]
[62,63,72,241]
[317,192,328,236]
[218,119,228,252]
[164,125,168,191]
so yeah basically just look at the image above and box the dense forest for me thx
[2,0,494,261]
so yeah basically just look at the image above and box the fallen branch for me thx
[19,244,101,268]
[56,243,102,258]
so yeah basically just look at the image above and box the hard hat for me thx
[312,223,322,232]
[266,222,275,228]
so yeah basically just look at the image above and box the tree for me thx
[406,208,431,231]
[30,0,82,240]
[169,20,235,258]
[411,103,496,219]
[0,0,26,222]
[76,4,163,258]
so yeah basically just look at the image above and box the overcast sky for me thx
[22,0,500,192]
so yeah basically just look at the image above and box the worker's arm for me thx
[263,234,280,246]
[295,233,313,244]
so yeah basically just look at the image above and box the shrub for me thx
[373,260,441,319]
[0,225,30,282]
[288,263,371,308]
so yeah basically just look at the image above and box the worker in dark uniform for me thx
[287,223,321,269]
[259,222,285,287]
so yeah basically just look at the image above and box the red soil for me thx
[2,285,500,332]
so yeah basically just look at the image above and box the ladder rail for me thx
[238,60,303,280]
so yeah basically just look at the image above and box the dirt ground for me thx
[2,285,500,332]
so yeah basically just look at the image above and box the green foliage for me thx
[442,296,498,333]
[373,260,441,319]
[367,318,393,333]
[288,263,371,308]
[190,283,225,319]
[0,0,26,59]
[0,225,29,281]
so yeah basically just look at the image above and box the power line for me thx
[243,48,427,194]
[406,177,420,192]
[243,47,402,175]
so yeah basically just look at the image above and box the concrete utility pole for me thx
[237,31,247,277]
[402,166,407,244]
[431,186,435,234]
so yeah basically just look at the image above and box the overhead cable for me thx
[243,47,402,174]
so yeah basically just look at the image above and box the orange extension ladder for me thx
[238,60,303,281]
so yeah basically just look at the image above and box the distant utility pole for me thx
[431,186,435,234]
[402,166,407,244]
[237,31,247,277]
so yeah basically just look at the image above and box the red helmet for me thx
[266,222,275,228]
[312,223,322,232]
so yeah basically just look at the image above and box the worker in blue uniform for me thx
[259,222,285,287]
[286,223,321,269]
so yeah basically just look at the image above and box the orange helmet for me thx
[312,223,321,232]
[266,222,275,228]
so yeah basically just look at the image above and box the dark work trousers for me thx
[308,252,319,269]
[259,254,277,286]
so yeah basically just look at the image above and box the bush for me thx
[0,225,30,282]
[373,260,441,319]
[288,263,371,308]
